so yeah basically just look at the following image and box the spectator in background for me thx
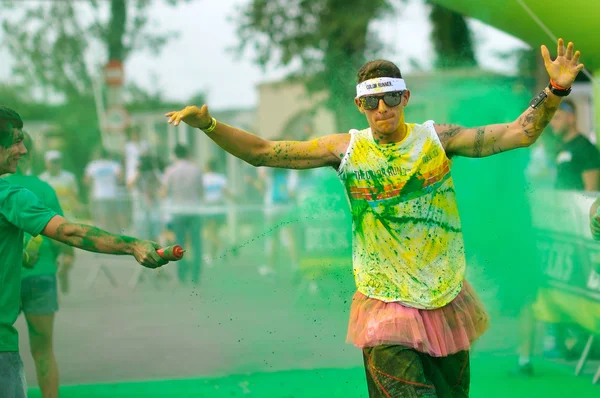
[125,126,151,235]
[203,158,232,264]
[39,150,80,219]
[112,151,131,233]
[129,151,169,286]
[3,132,74,398]
[128,151,162,241]
[525,131,560,190]
[124,126,148,187]
[243,166,265,205]
[161,144,204,285]
[248,138,300,277]
[551,100,600,191]
[84,147,123,232]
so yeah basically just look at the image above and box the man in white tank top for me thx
[166,38,583,397]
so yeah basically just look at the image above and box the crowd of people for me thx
[19,126,307,287]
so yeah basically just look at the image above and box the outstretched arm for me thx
[165,106,349,169]
[41,215,166,268]
[436,39,584,158]
[435,92,559,157]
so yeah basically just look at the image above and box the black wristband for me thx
[548,82,571,97]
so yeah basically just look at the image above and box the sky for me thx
[0,0,529,111]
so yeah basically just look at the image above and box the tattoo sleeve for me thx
[55,223,138,255]
[436,125,463,146]
[436,89,561,158]
[473,128,485,157]
[517,89,560,142]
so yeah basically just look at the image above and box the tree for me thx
[187,91,208,108]
[235,0,401,132]
[1,0,185,101]
[427,1,477,69]
[0,0,188,178]
[0,84,57,121]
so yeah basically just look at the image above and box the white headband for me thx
[356,77,407,98]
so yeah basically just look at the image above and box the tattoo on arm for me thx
[473,127,485,157]
[56,223,138,255]
[437,125,463,146]
[518,95,559,140]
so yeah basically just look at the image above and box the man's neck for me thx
[373,120,407,144]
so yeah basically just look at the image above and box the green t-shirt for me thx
[0,179,57,352]
[4,173,64,278]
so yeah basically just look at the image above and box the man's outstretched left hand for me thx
[541,38,584,89]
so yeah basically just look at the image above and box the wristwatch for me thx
[530,80,572,109]
[548,80,572,97]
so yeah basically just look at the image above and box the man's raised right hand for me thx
[165,105,212,129]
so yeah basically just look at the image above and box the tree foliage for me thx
[0,0,188,184]
[1,0,185,101]
[235,0,400,132]
[427,2,477,69]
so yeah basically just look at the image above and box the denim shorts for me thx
[21,275,59,316]
[0,352,27,398]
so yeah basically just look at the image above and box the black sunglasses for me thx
[359,91,404,111]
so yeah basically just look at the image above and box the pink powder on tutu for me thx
[346,281,490,357]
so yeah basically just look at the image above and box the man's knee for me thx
[31,342,53,360]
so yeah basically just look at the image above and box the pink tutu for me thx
[346,281,489,357]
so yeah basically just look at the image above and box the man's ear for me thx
[354,97,365,114]
[402,90,411,107]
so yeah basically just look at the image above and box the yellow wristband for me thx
[201,117,217,133]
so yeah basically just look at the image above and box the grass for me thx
[28,354,598,397]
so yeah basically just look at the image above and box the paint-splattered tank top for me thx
[337,121,465,309]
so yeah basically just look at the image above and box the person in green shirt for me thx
[0,106,169,398]
[4,131,74,398]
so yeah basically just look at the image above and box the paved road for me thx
[16,245,526,387]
